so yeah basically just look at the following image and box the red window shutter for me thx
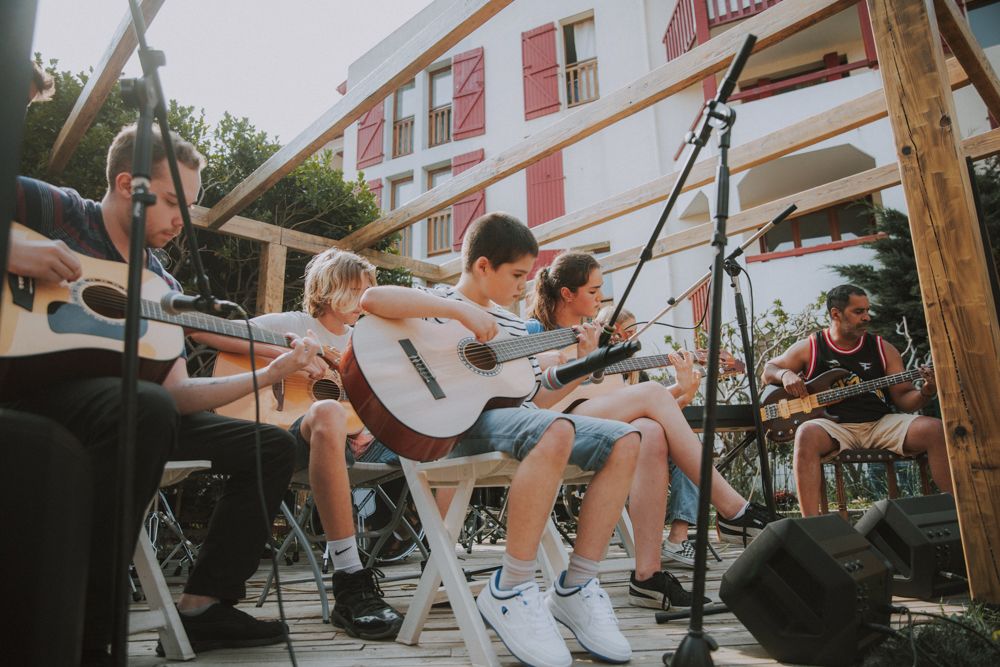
[689,282,709,332]
[453,47,485,140]
[452,149,486,252]
[528,249,561,281]
[522,23,561,120]
[526,151,565,228]
[356,100,385,170]
[367,178,383,209]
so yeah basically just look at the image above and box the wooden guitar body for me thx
[760,368,850,442]
[341,315,537,462]
[0,223,182,400]
[212,351,364,434]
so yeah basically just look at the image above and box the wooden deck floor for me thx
[127,535,969,666]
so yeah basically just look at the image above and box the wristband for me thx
[779,369,793,382]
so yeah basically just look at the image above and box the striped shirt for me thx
[417,284,541,406]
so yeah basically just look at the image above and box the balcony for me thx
[566,57,599,108]
[429,104,452,147]
[392,116,414,158]
[427,209,452,256]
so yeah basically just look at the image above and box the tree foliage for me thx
[20,57,409,316]
[831,159,1000,359]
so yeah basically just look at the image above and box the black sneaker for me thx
[717,502,780,547]
[628,571,711,610]
[330,567,405,640]
[154,601,287,656]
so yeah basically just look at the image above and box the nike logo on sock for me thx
[334,547,351,556]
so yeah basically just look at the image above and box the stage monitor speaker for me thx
[854,494,966,600]
[719,515,892,667]
[0,409,93,667]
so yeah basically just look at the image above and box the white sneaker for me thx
[476,570,571,667]
[545,573,631,663]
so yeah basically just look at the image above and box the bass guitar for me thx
[2,222,315,400]
[340,314,637,461]
[760,364,932,442]
[212,348,364,434]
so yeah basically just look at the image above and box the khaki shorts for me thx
[812,413,920,462]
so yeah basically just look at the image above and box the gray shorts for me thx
[445,407,638,473]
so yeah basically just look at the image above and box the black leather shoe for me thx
[330,567,405,640]
[155,601,286,656]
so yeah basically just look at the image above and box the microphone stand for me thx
[665,34,757,667]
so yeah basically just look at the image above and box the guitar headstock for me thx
[321,345,342,373]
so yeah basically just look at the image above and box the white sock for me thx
[563,552,600,589]
[498,552,537,590]
[326,536,363,574]
[728,502,750,520]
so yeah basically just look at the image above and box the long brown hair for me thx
[526,250,600,331]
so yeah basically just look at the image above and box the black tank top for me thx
[804,330,892,424]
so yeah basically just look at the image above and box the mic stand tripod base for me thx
[665,629,719,666]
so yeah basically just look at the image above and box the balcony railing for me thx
[566,57,599,107]
[429,105,452,147]
[707,0,783,29]
[395,225,412,257]
[664,0,697,63]
[427,209,452,256]
[392,116,414,158]
[730,58,868,102]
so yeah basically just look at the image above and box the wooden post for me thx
[255,242,287,316]
[868,0,1000,601]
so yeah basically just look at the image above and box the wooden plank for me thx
[598,126,1000,275]
[341,0,861,251]
[255,243,287,315]
[934,0,1000,123]
[869,0,1000,602]
[205,0,515,229]
[47,0,165,174]
[434,57,969,282]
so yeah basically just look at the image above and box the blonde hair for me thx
[303,247,377,317]
[596,306,640,384]
[526,250,600,331]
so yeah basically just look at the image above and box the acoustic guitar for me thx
[550,348,744,412]
[1,222,315,400]
[212,348,364,434]
[760,364,932,442]
[340,314,631,461]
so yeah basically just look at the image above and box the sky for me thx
[30,0,435,144]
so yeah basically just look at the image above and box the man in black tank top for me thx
[765,285,953,517]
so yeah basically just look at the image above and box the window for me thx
[392,80,416,158]
[427,167,452,256]
[563,18,598,107]
[391,177,418,257]
[754,200,878,261]
[429,67,452,147]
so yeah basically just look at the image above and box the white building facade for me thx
[342,0,1000,357]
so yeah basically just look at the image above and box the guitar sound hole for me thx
[311,378,343,401]
[463,342,498,372]
[81,284,127,319]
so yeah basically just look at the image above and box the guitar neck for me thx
[814,366,930,405]
[604,352,676,376]
[487,328,580,362]
[140,299,291,348]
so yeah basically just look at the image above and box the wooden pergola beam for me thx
[870,0,1000,601]
[341,0,860,252]
[934,0,1000,122]
[205,0,514,229]
[435,58,969,281]
[597,127,1000,274]
[47,0,165,174]
[187,206,446,281]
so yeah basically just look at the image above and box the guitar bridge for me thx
[399,339,445,400]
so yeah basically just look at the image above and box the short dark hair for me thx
[106,124,206,188]
[462,211,538,272]
[827,284,867,314]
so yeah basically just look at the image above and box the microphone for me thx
[541,340,641,391]
[590,323,618,385]
[160,290,244,317]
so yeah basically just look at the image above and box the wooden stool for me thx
[820,449,931,520]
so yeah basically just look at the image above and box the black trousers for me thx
[5,377,295,649]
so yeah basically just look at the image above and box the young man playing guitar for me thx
[524,251,776,612]
[192,247,405,640]
[4,125,324,663]
[764,284,953,517]
[360,212,641,667]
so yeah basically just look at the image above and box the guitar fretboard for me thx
[814,365,931,405]
[604,353,677,376]
[138,299,291,348]
[487,328,579,363]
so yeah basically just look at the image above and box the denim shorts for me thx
[289,415,401,471]
[666,459,700,525]
[445,407,638,473]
